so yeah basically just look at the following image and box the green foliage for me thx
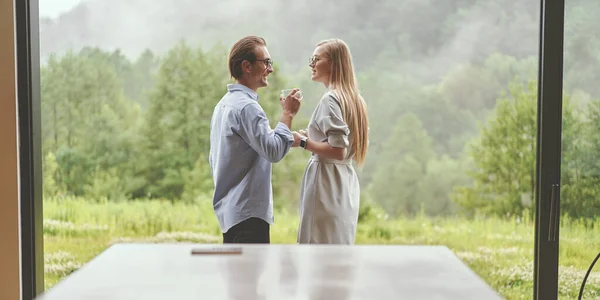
[418,155,471,216]
[440,63,501,111]
[42,152,60,198]
[180,154,214,204]
[561,99,600,219]
[40,42,313,205]
[41,50,141,198]
[39,38,600,221]
[37,2,600,297]
[357,191,389,223]
[368,113,435,216]
[564,1,600,97]
[137,41,229,199]
[43,198,600,299]
[367,111,472,218]
[453,80,538,217]
[83,168,128,202]
[452,79,600,219]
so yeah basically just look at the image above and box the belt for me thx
[310,155,353,165]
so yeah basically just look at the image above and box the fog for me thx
[37,0,600,217]
[40,0,540,82]
[36,4,600,297]
[39,0,82,18]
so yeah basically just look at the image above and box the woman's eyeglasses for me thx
[309,56,322,65]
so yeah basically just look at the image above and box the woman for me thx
[294,39,369,244]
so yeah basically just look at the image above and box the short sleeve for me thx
[316,93,350,148]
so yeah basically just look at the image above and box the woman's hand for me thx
[293,129,308,148]
[292,131,303,147]
[298,129,308,137]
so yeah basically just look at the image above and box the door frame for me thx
[16,0,44,298]
[534,0,565,299]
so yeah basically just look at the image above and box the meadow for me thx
[43,197,600,299]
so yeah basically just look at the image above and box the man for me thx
[209,36,302,244]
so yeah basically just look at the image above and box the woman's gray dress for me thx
[297,90,361,244]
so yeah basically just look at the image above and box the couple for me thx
[209,36,368,245]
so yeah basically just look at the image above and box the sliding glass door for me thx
[556,0,600,299]
[14,0,580,299]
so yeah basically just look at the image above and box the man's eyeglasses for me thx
[255,58,273,68]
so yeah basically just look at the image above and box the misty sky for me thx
[39,0,82,18]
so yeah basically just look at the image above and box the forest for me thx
[40,0,600,220]
[39,0,600,297]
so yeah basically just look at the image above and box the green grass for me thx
[43,197,600,299]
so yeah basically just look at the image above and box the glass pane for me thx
[38,0,541,298]
[559,0,600,299]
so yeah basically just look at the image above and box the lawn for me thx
[43,197,600,299]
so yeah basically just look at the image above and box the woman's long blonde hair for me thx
[317,39,369,166]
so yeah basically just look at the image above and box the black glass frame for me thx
[16,0,44,298]
[534,0,564,299]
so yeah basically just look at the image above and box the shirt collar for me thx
[227,84,259,102]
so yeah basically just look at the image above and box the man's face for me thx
[250,46,273,89]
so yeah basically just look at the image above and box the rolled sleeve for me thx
[275,122,294,143]
[318,94,350,149]
[237,103,294,163]
[328,134,349,148]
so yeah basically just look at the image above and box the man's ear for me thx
[241,60,252,74]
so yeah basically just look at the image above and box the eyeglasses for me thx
[309,55,323,65]
[255,58,273,68]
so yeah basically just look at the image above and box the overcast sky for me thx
[39,0,82,18]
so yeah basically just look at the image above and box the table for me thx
[36,244,502,300]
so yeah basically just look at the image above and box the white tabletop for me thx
[37,244,502,300]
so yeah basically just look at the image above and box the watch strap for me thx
[300,137,308,149]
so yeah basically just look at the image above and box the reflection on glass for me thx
[559,1,600,299]
[38,0,547,298]
[221,246,357,300]
[223,247,268,300]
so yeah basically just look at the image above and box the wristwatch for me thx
[300,136,308,149]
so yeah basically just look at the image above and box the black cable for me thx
[578,250,600,300]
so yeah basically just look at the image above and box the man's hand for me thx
[292,131,304,147]
[279,88,302,129]
[280,88,302,116]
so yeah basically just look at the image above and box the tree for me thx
[453,80,538,216]
[439,63,501,111]
[367,113,435,216]
[562,98,600,220]
[453,79,583,218]
[563,1,600,98]
[129,49,160,109]
[418,155,470,216]
[139,41,228,199]
[41,50,139,198]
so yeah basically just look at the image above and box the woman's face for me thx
[309,45,332,85]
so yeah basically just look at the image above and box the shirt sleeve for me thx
[316,93,350,149]
[237,102,294,163]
